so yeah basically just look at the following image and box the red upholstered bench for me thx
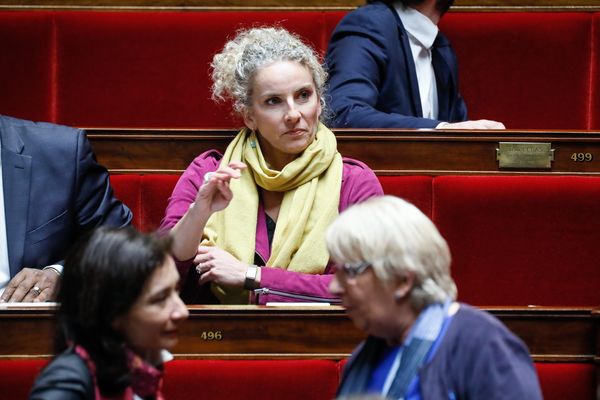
[0,359,594,400]
[432,176,600,306]
[111,174,600,307]
[162,360,340,400]
[440,13,593,129]
[1,10,600,129]
[110,175,436,231]
[0,359,46,400]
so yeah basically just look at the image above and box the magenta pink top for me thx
[160,150,383,304]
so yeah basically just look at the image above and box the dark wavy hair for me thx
[367,0,455,15]
[55,227,172,396]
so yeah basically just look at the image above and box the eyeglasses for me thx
[338,261,371,278]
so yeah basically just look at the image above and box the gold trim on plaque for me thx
[496,142,555,169]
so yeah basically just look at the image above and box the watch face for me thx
[244,266,259,290]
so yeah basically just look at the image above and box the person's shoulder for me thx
[1,115,83,150]
[347,1,397,18]
[451,303,523,346]
[178,149,223,183]
[346,1,396,23]
[41,349,89,378]
[30,349,93,399]
[342,157,374,172]
[341,157,383,202]
[1,115,81,136]
[342,157,379,182]
[454,304,504,330]
[190,149,223,170]
[339,1,398,28]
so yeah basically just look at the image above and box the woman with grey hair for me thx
[327,196,542,399]
[161,27,382,304]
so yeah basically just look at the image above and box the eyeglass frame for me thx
[337,261,371,279]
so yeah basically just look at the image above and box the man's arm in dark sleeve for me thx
[326,9,441,129]
[74,130,132,231]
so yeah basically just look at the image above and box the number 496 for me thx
[200,331,222,341]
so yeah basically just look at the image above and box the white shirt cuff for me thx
[43,264,63,275]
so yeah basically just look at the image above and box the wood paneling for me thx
[1,305,598,363]
[86,129,600,175]
[1,0,600,12]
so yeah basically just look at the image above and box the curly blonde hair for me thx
[211,27,328,116]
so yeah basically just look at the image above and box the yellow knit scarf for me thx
[202,123,342,303]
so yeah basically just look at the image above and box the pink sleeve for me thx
[339,157,384,212]
[159,150,221,279]
[160,150,221,231]
[256,266,337,304]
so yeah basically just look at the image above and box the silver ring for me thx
[31,286,41,296]
[203,172,214,185]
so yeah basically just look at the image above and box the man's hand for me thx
[440,119,506,130]
[0,268,59,303]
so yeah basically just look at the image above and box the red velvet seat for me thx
[1,10,598,129]
[139,174,180,232]
[110,173,600,307]
[0,12,54,123]
[536,363,596,400]
[441,13,593,130]
[378,175,433,218]
[112,174,434,231]
[2,359,594,399]
[433,175,600,306]
[162,359,340,400]
[54,11,332,128]
[0,359,46,400]
[590,14,600,129]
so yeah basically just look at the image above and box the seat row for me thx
[2,10,600,130]
[109,173,600,307]
[0,358,595,400]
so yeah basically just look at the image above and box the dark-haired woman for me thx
[30,227,189,400]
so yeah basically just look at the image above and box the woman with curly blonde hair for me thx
[161,27,382,304]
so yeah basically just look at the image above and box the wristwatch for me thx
[244,265,259,290]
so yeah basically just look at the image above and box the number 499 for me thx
[571,153,593,162]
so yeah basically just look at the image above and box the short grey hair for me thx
[211,26,328,116]
[326,196,457,310]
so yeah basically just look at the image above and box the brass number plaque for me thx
[570,153,594,162]
[496,142,555,169]
[200,331,223,341]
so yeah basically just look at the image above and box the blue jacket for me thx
[325,1,468,128]
[338,304,543,399]
[0,115,131,276]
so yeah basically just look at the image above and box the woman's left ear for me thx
[243,109,257,131]
[317,98,322,119]
[393,272,415,302]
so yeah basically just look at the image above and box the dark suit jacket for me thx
[325,1,468,129]
[0,115,132,277]
[29,349,94,400]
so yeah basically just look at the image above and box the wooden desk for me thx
[1,305,598,364]
[86,129,600,176]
